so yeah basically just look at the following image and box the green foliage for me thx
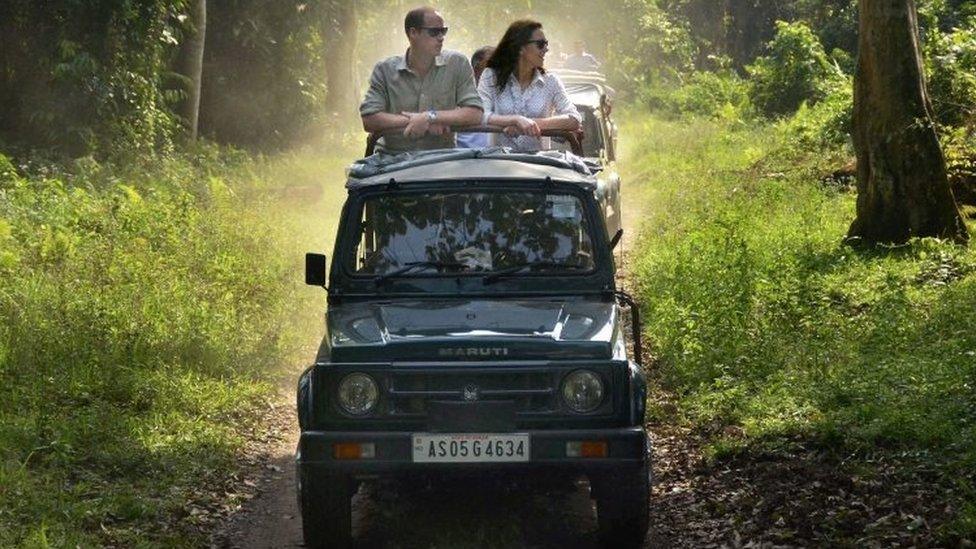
[943,123,976,176]
[775,76,853,150]
[917,0,976,31]
[200,1,331,148]
[942,123,976,209]
[0,0,344,154]
[747,21,838,117]
[658,0,795,69]
[645,68,752,122]
[789,0,858,54]
[0,0,187,156]
[642,18,853,127]
[628,113,976,535]
[924,21,976,127]
[614,4,696,88]
[0,146,349,545]
[655,0,857,72]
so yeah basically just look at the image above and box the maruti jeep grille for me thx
[387,370,556,417]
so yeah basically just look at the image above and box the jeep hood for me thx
[325,298,620,362]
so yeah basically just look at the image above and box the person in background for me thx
[478,19,581,153]
[359,6,483,154]
[457,46,495,149]
[564,40,601,72]
[549,40,569,68]
[471,46,494,87]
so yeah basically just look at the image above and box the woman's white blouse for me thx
[477,68,582,152]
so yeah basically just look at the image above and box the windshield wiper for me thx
[374,260,467,285]
[483,260,583,285]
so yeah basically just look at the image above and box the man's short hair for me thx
[471,46,494,68]
[404,6,437,35]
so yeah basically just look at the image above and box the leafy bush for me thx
[0,1,339,155]
[611,5,697,90]
[942,124,976,207]
[0,1,186,156]
[661,69,752,121]
[199,1,332,149]
[776,76,853,150]
[924,22,976,127]
[747,21,838,117]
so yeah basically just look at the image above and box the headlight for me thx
[337,373,379,416]
[561,370,604,413]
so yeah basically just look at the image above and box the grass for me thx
[3,108,973,544]
[624,110,976,539]
[0,140,353,547]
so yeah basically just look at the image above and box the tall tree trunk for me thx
[322,1,356,120]
[178,0,206,141]
[0,3,17,135]
[848,0,968,244]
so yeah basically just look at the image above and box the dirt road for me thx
[211,400,613,548]
[209,395,723,549]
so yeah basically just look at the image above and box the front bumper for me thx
[297,427,648,476]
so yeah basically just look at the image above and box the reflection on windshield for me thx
[353,191,595,276]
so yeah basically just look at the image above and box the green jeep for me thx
[552,69,621,238]
[298,148,650,548]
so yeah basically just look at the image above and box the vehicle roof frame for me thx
[346,151,598,189]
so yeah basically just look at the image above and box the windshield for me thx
[350,190,596,277]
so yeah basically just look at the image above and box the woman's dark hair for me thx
[486,19,544,92]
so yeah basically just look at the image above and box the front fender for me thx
[297,366,314,431]
[628,360,647,426]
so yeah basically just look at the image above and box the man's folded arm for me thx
[429,106,483,127]
[362,112,409,133]
[366,106,482,134]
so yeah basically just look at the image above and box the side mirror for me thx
[305,253,327,287]
[609,229,623,251]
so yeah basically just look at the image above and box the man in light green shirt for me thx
[360,7,483,154]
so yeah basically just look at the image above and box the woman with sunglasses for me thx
[478,19,581,152]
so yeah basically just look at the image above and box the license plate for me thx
[412,433,530,463]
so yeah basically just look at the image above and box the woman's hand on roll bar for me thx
[487,114,542,138]
[512,115,542,137]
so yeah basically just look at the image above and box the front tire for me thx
[594,459,650,548]
[299,468,353,549]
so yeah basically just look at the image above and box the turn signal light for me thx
[333,442,376,460]
[566,440,608,458]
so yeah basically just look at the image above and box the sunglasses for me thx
[526,39,549,49]
[420,27,449,38]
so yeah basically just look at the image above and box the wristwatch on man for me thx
[426,109,438,123]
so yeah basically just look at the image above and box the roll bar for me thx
[364,126,584,157]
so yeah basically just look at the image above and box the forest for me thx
[1,0,975,546]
